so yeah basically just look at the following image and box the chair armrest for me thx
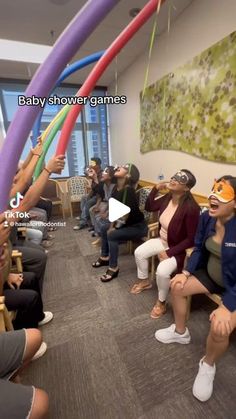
[186,247,194,258]
[12,250,23,258]
[11,250,23,273]
[0,296,5,305]
[208,293,222,305]
[17,227,27,237]
[39,196,51,202]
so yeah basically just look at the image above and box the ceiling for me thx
[0,0,194,86]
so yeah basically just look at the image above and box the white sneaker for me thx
[38,311,53,326]
[155,323,191,344]
[75,216,80,220]
[192,358,216,402]
[32,342,47,361]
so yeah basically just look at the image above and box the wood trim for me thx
[139,179,209,205]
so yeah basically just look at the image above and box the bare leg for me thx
[204,311,236,366]
[11,329,42,381]
[30,388,49,419]
[171,276,209,333]
[23,329,42,363]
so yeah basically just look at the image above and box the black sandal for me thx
[92,257,109,268]
[100,269,119,282]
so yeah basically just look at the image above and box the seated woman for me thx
[130,170,200,319]
[0,215,48,359]
[155,176,236,402]
[89,166,116,243]
[92,164,148,282]
[74,157,102,230]
[4,270,53,331]
[1,223,52,334]
[0,328,49,419]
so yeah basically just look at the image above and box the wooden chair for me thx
[0,257,15,332]
[0,248,24,331]
[41,179,65,219]
[11,250,23,274]
[66,176,91,218]
[0,296,14,332]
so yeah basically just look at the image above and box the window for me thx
[0,81,110,177]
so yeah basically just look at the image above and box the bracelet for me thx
[44,168,51,175]
[182,270,190,279]
[33,153,41,157]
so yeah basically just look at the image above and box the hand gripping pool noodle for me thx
[0,0,120,212]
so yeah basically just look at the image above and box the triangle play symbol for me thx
[108,198,131,222]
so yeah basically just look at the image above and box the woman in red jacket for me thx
[131,169,200,318]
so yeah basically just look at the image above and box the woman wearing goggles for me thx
[155,175,236,402]
[131,169,200,320]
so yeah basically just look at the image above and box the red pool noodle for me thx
[56,0,165,155]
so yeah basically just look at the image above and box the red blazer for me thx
[145,187,200,272]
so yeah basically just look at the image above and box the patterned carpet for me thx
[22,219,236,419]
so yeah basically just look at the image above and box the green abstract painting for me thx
[140,31,236,163]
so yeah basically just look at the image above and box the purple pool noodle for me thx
[0,0,119,212]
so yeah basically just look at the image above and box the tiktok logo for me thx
[9,192,24,209]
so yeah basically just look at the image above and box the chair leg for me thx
[186,295,192,320]
[61,204,65,219]
[16,257,23,273]
[70,203,73,218]
[0,307,5,332]
[3,307,14,331]
[0,297,13,331]
[151,256,155,281]
[127,241,133,255]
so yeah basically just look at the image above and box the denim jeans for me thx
[89,202,108,230]
[80,195,97,226]
[100,220,148,268]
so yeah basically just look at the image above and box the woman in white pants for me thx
[131,170,200,318]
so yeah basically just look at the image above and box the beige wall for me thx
[108,0,236,194]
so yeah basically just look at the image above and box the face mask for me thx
[209,180,235,203]
[171,170,189,185]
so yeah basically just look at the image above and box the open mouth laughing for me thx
[209,199,220,211]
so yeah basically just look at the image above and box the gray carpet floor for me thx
[22,219,236,419]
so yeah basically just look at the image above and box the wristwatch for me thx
[182,270,190,279]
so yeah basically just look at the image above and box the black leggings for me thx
[4,272,44,329]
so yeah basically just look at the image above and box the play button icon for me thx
[108,198,131,222]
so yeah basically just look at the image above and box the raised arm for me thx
[10,138,43,198]
[13,155,65,215]
[145,181,169,212]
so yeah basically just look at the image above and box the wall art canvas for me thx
[140,32,236,163]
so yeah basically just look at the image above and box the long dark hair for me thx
[168,169,199,209]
